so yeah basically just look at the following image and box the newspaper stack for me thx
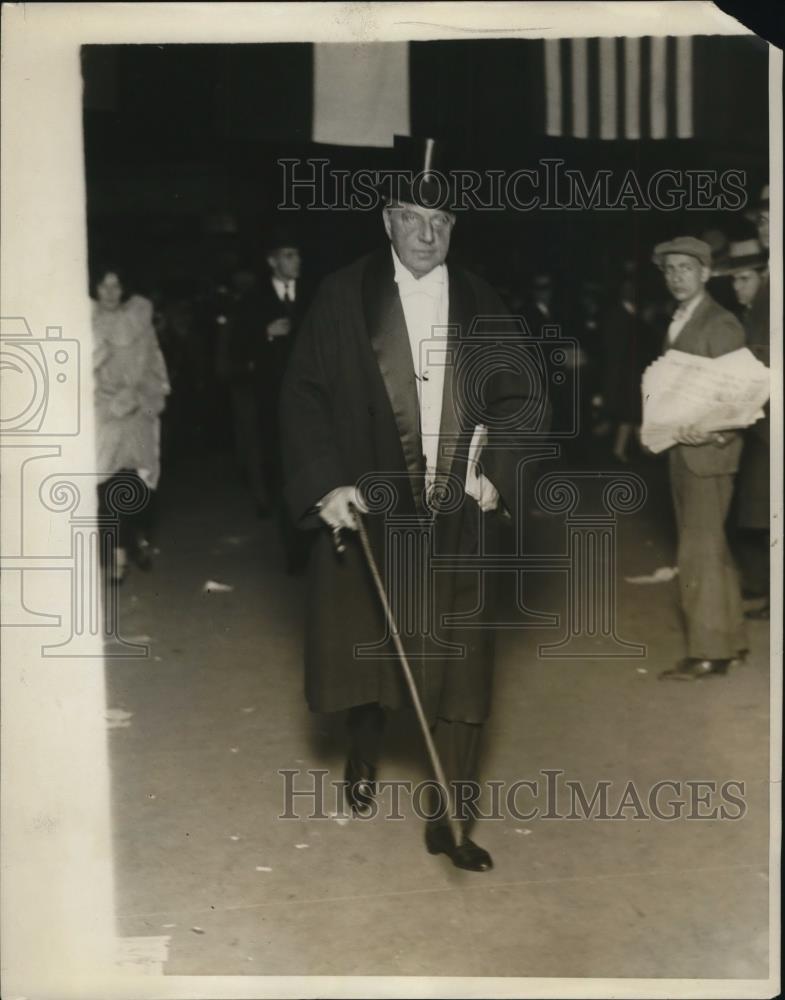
[641,347,770,454]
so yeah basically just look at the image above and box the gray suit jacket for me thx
[664,293,746,477]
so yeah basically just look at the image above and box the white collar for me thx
[391,246,446,294]
[673,291,704,320]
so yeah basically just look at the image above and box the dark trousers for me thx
[229,381,269,506]
[735,528,770,597]
[97,470,156,553]
[347,701,483,834]
[669,450,746,659]
[231,380,310,571]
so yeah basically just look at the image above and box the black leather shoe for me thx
[659,657,730,681]
[745,602,770,621]
[425,824,493,872]
[344,757,376,816]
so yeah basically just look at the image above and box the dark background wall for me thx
[81,38,769,296]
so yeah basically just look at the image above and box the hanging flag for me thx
[544,36,694,140]
[312,42,410,147]
[211,36,764,150]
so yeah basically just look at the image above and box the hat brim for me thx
[378,174,459,212]
[653,251,711,270]
[713,254,768,276]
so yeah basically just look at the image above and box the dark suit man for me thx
[221,231,308,517]
[654,238,747,681]
[281,136,547,871]
[718,237,770,618]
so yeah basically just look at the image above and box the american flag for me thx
[543,37,695,141]
[85,37,766,152]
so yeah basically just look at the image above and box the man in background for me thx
[718,234,770,620]
[653,237,747,681]
[219,227,310,569]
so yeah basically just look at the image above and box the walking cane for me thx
[345,503,463,849]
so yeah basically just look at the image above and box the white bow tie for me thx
[395,266,445,299]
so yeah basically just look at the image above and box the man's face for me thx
[756,210,769,250]
[383,203,454,278]
[662,254,708,303]
[732,268,763,307]
[268,247,301,282]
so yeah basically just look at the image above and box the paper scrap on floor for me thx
[625,566,679,584]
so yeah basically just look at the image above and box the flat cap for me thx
[652,236,712,270]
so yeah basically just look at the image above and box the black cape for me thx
[281,247,549,723]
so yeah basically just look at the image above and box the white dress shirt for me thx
[391,247,449,491]
[272,277,296,302]
[667,292,703,344]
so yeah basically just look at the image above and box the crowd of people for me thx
[88,132,770,872]
[88,183,770,607]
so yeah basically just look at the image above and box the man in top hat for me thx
[652,237,747,681]
[716,236,770,619]
[280,136,547,871]
[221,227,309,534]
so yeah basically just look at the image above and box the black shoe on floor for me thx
[745,602,770,621]
[425,824,493,872]
[344,757,376,817]
[659,657,730,681]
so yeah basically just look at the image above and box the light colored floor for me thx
[108,454,770,978]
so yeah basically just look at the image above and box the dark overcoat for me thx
[227,278,310,409]
[737,275,770,530]
[602,304,658,424]
[280,247,547,724]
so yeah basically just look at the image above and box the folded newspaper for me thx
[641,347,770,454]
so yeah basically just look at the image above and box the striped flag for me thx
[544,36,694,140]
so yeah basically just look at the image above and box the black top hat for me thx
[379,135,457,211]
